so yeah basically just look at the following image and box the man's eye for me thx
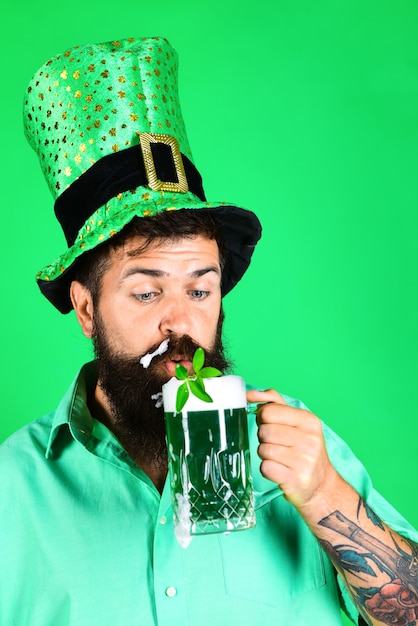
[189,290,209,300]
[134,292,156,302]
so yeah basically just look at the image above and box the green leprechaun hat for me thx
[24,36,262,313]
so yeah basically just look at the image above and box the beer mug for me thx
[162,375,256,546]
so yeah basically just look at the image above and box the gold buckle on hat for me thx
[138,132,189,193]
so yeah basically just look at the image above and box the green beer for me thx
[162,376,255,543]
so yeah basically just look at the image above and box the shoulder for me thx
[0,412,55,474]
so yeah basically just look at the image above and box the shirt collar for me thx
[45,361,161,491]
[45,361,98,459]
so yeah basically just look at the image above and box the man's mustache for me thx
[142,335,202,369]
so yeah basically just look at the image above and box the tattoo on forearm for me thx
[318,499,418,625]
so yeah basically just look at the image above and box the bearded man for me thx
[1,36,417,626]
[71,210,231,492]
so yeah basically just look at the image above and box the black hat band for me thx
[54,138,206,247]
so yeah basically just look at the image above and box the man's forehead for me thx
[116,234,221,261]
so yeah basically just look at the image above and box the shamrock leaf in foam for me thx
[174,347,222,412]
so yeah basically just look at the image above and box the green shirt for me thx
[1,363,417,626]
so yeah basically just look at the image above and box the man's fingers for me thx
[246,388,287,406]
[248,389,318,431]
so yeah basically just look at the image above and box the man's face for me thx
[93,234,223,373]
[81,234,230,465]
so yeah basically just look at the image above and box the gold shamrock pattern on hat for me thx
[25,37,192,194]
[24,37,215,282]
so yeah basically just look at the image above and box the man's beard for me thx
[92,310,231,468]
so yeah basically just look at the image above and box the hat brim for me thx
[37,201,262,313]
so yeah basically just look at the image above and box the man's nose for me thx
[159,296,192,336]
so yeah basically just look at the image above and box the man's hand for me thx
[247,389,418,626]
[247,388,337,511]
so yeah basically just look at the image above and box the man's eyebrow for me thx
[122,268,166,279]
[190,266,221,278]
[121,266,220,280]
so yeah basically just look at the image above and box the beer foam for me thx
[174,494,193,549]
[140,338,169,369]
[162,375,246,413]
[151,392,163,408]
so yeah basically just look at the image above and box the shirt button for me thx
[165,586,177,598]
[160,515,167,525]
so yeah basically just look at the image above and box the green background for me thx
[1,2,417,622]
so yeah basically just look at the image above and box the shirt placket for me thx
[153,483,189,625]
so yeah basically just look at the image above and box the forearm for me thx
[297,472,418,626]
[248,387,418,624]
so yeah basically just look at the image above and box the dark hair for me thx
[74,209,226,304]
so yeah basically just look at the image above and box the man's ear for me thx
[70,281,94,338]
